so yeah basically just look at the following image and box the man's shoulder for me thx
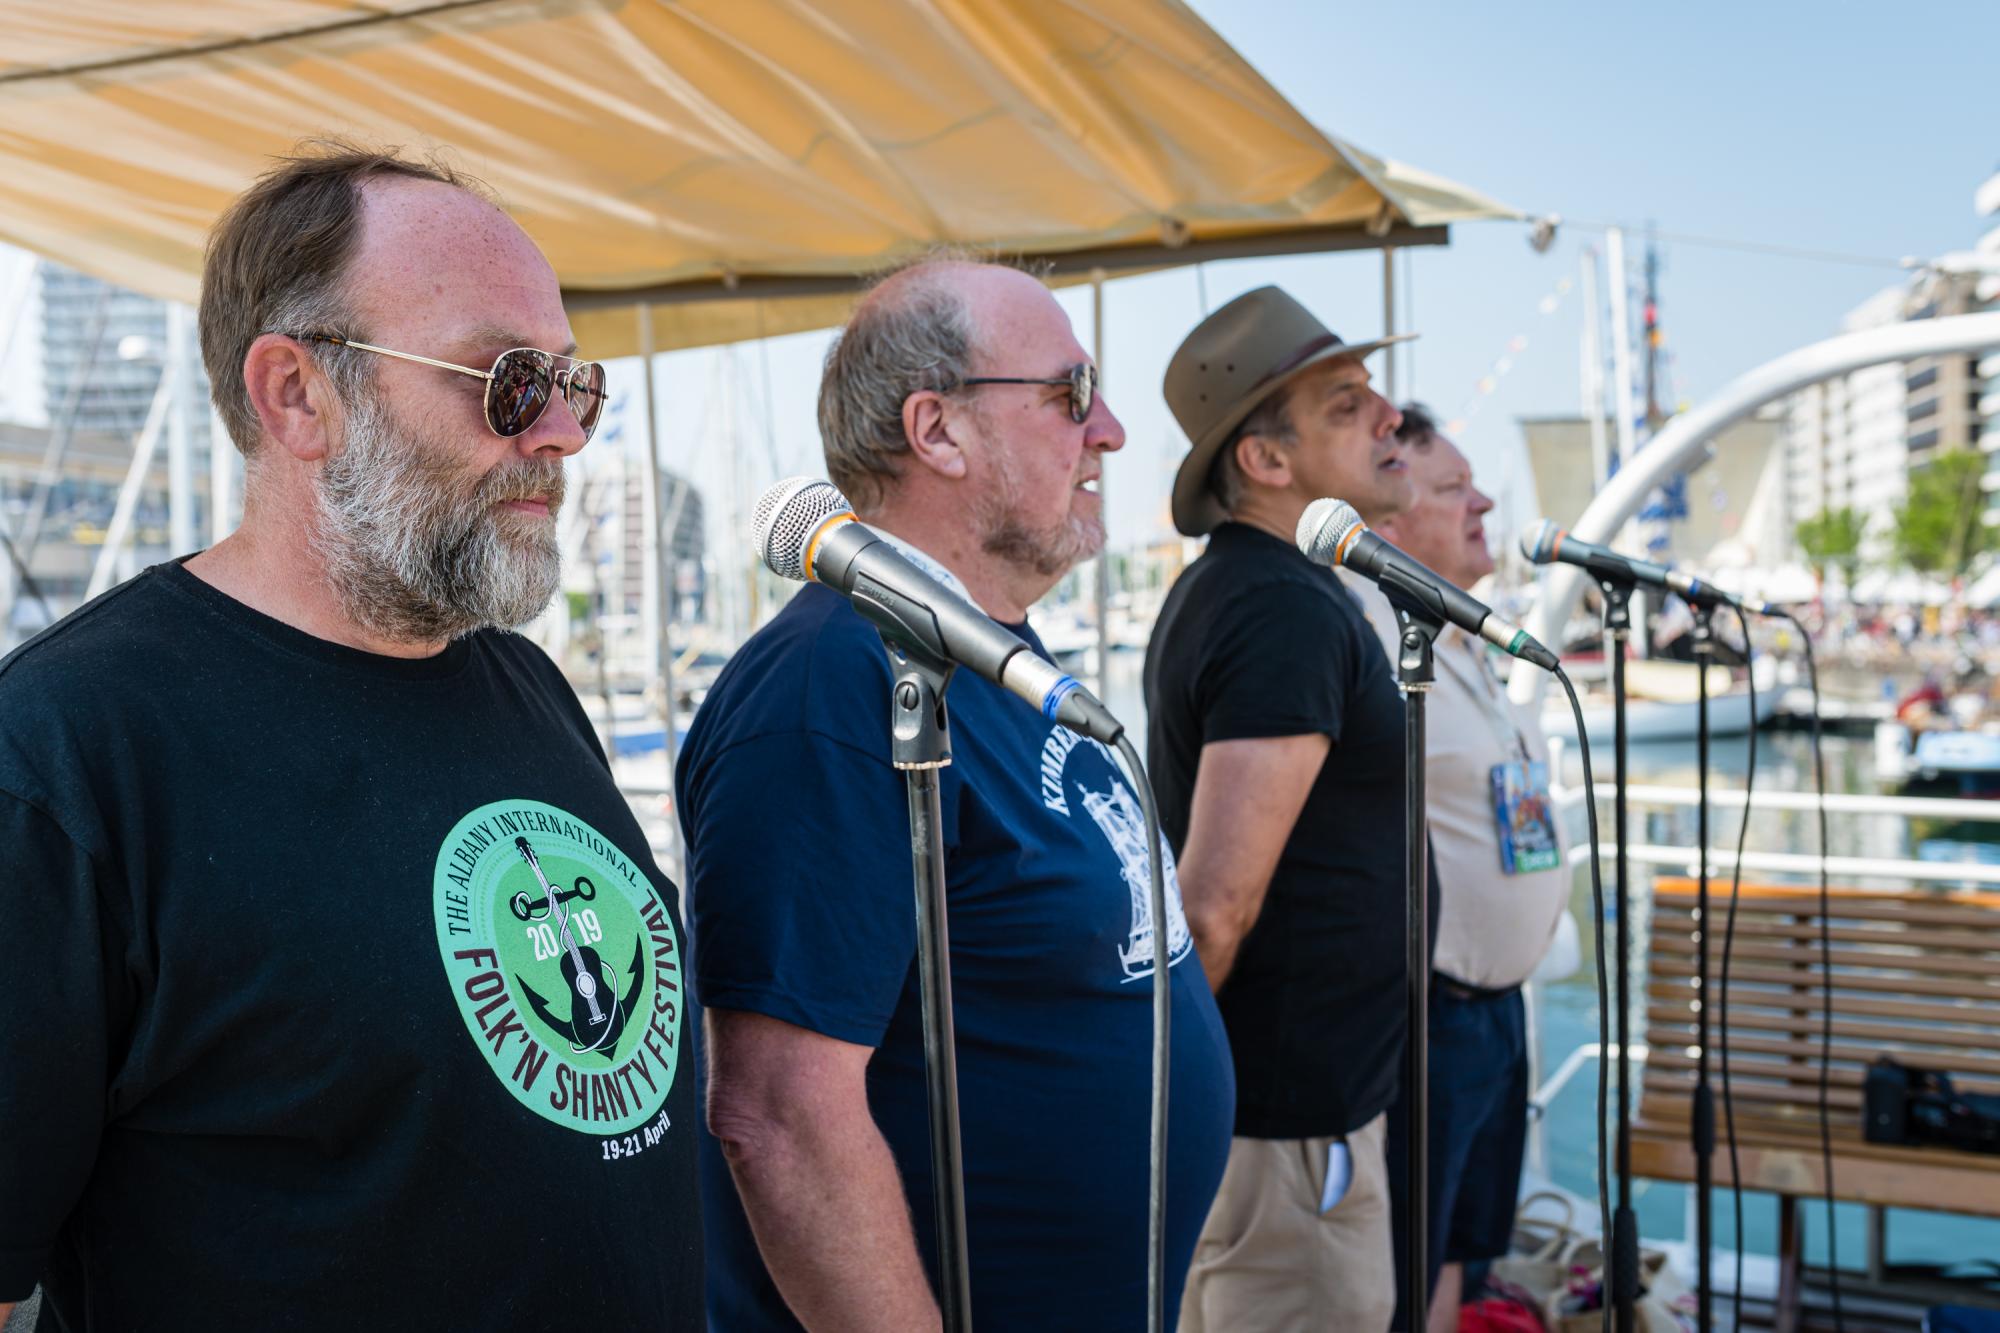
[1165,542,1356,637]
[685,586,892,757]
[0,566,193,708]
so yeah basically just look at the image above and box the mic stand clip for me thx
[882,635,974,1333]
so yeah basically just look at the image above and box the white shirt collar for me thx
[872,527,977,604]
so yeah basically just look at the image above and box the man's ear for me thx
[901,388,968,480]
[243,334,337,462]
[1234,431,1292,490]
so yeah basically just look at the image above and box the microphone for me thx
[1297,498,1560,672]
[1519,520,1775,614]
[752,477,1125,745]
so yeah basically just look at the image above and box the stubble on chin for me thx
[975,479,1102,580]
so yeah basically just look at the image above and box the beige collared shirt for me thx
[1338,572,1570,989]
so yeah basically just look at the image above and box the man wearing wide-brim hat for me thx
[1143,285,1424,1332]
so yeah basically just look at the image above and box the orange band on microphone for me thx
[1551,526,1570,557]
[803,512,857,583]
[1333,522,1367,568]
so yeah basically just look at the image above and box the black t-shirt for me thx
[0,563,701,1330]
[1144,521,1429,1139]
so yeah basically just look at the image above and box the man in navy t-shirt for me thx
[677,257,1234,1330]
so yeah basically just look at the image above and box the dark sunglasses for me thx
[295,333,608,442]
[953,362,1098,424]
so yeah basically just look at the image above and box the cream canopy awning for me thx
[0,0,1519,357]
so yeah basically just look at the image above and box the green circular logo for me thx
[433,799,684,1136]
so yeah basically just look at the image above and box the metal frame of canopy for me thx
[0,0,1517,816]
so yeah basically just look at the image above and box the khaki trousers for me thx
[1178,1113,1394,1333]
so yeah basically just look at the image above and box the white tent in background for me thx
[1854,569,1952,606]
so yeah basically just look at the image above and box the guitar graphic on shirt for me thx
[512,836,640,1056]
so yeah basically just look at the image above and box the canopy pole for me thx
[210,405,235,544]
[1091,268,1111,695]
[1383,247,1398,403]
[637,305,683,878]
[1580,247,1609,490]
[166,303,195,556]
[1606,227,1638,474]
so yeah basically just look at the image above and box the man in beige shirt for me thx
[1345,405,1570,1332]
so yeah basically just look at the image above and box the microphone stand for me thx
[1391,600,1443,1333]
[883,635,974,1333]
[1690,603,1717,1332]
[1593,575,1641,1333]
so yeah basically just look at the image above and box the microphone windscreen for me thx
[1296,497,1365,568]
[1519,519,1560,564]
[753,477,851,581]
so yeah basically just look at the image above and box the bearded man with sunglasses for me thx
[0,144,700,1331]
[677,256,1234,1331]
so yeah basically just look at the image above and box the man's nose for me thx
[1470,485,1495,515]
[522,391,589,459]
[1087,392,1126,454]
[1375,392,1403,437]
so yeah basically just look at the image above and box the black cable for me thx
[1718,609,1757,1330]
[1553,665,1613,1330]
[1779,608,1844,1331]
[1114,731,1170,1333]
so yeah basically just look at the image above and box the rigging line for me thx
[0,0,507,85]
[0,525,52,631]
[1560,221,1906,272]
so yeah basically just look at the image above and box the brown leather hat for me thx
[1164,285,1416,536]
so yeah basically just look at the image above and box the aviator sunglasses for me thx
[952,361,1098,424]
[295,333,608,442]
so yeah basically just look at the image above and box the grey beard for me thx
[311,388,566,644]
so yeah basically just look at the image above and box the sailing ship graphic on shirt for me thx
[1078,779,1193,980]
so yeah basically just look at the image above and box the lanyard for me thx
[1434,633,1534,766]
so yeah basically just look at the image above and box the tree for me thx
[1892,448,1999,578]
[1794,505,1865,585]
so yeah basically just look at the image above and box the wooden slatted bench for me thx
[1629,876,2000,1328]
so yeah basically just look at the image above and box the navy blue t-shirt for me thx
[678,580,1234,1331]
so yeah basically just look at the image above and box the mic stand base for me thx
[1392,601,1443,1333]
[885,636,974,1333]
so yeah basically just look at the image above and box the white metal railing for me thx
[1563,840,2000,886]
[1559,780,2000,824]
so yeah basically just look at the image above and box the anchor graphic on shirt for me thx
[510,837,645,1058]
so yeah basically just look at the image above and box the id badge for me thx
[1490,759,1561,874]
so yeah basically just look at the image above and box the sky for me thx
[1,1,1994,560]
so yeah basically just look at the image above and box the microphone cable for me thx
[1552,664,1614,1330]
[1112,731,1171,1333]
[1775,607,1844,1332]
[1717,608,1758,1331]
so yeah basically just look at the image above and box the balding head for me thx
[817,256,993,509]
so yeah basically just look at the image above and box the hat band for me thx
[1253,333,1341,391]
